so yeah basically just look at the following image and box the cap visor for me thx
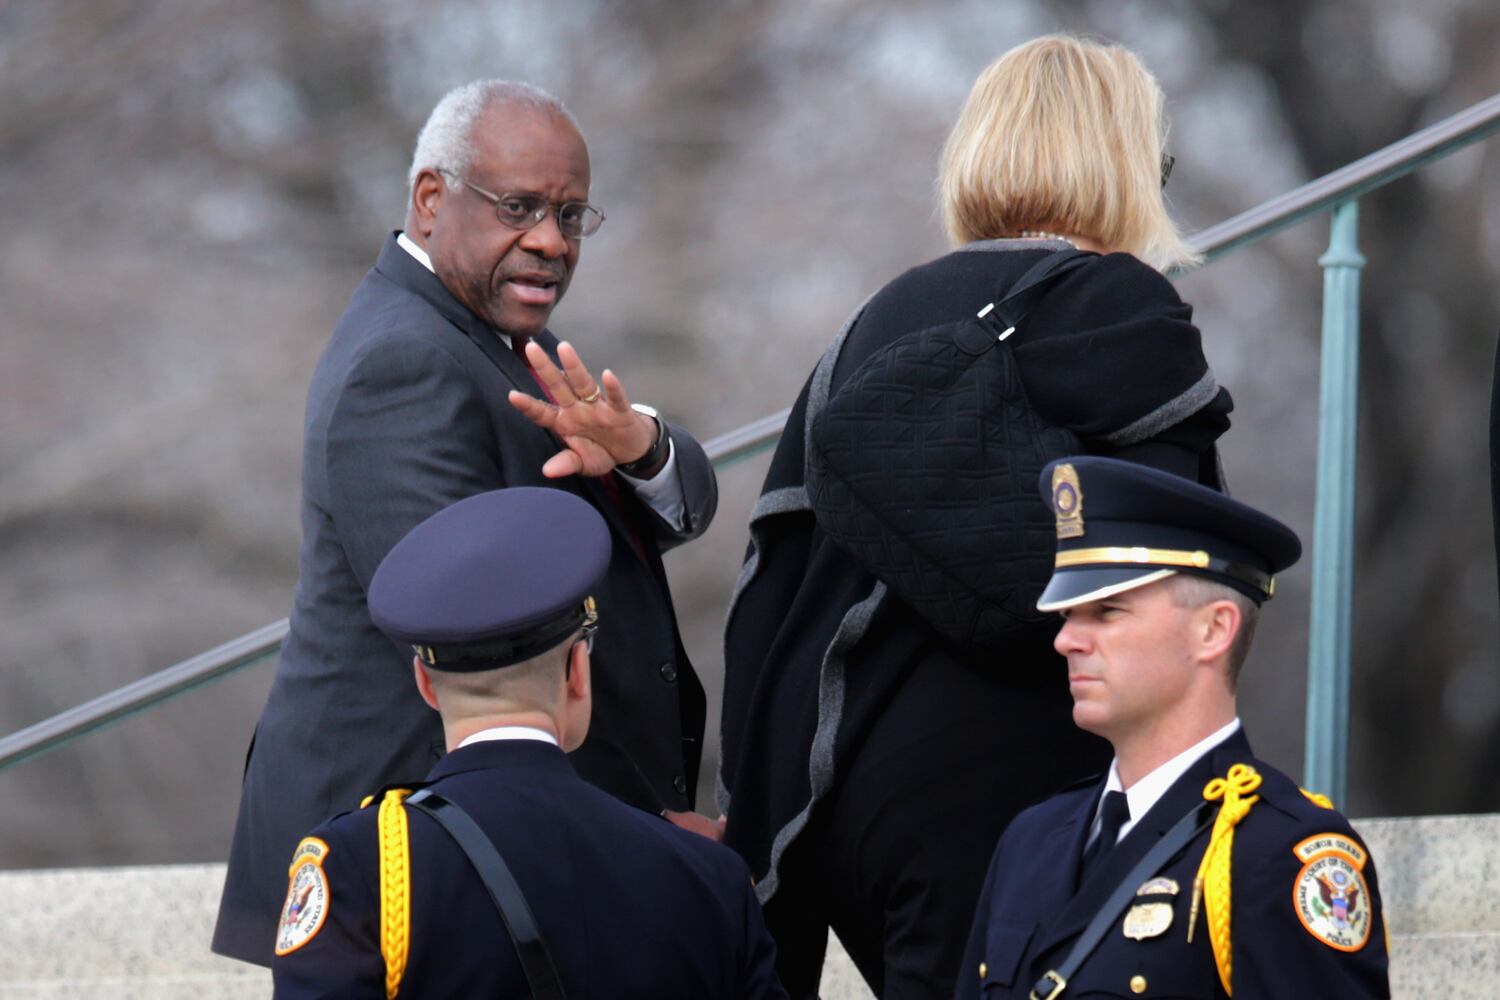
[1036,568,1178,613]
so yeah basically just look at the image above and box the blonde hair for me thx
[938,35,1197,271]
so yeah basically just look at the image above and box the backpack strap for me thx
[980,249,1097,340]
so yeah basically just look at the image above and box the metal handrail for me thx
[3,91,1498,777]
[0,620,291,773]
[1188,91,1500,264]
[0,419,789,774]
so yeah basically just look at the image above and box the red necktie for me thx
[512,336,648,562]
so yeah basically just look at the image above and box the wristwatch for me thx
[617,403,669,477]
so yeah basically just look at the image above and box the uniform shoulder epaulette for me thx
[1228,762,1327,821]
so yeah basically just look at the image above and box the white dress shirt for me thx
[1086,717,1243,847]
[396,232,687,530]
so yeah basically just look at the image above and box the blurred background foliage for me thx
[2,0,1499,867]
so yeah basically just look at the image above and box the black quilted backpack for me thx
[806,249,1094,652]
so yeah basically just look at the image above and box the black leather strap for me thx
[405,788,567,1000]
[1029,801,1214,1000]
[985,249,1096,336]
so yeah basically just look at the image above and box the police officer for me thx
[957,457,1389,998]
[269,487,786,999]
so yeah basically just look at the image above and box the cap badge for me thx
[1052,463,1084,539]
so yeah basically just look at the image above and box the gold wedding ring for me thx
[577,386,602,404]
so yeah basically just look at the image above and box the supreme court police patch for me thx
[275,837,331,956]
[1292,841,1372,951]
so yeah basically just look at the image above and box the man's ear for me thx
[1197,600,1241,665]
[565,642,591,704]
[410,169,447,237]
[413,657,441,712]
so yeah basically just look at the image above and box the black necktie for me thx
[1080,790,1130,882]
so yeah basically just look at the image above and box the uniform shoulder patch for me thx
[1291,832,1373,952]
[275,837,332,956]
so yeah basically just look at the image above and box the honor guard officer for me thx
[270,487,786,1000]
[957,458,1389,999]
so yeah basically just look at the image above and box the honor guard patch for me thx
[1052,463,1085,539]
[1292,832,1367,869]
[1293,849,1372,951]
[275,837,331,956]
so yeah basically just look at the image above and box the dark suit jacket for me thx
[215,234,716,964]
[271,740,787,999]
[957,729,1390,999]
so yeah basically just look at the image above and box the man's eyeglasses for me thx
[444,171,605,239]
[576,598,599,656]
[1161,153,1176,189]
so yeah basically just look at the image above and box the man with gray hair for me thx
[213,79,719,965]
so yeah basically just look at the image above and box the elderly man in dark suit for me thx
[272,487,782,999]
[958,457,1388,999]
[214,80,718,965]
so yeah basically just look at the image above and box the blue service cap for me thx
[1036,456,1301,612]
[368,487,611,671]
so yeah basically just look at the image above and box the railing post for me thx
[1304,200,1364,803]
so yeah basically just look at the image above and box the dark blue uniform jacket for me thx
[957,729,1389,999]
[272,739,787,999]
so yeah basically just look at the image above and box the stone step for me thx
[1357,814,1500,935]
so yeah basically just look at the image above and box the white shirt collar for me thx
[1092,717,1242,845]
[456,725,559,750]
[395,231,512,348]
[396,231,434,272]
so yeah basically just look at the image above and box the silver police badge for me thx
[1123,901,1174,940]
[1122,876,1179,940]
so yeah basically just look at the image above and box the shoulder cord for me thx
[1188,763,1262,996]
[375,788,414,999]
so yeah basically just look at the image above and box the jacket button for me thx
[978,962,987,979]
[673,775,688,795]
[659,662,678,683]
[1130,974,1147,994]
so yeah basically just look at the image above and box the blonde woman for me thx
[721,36,1230,999]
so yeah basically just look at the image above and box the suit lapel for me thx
[372,235,650,565]
[1033,728,1257,960]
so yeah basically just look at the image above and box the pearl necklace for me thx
[1016,230,1078,248]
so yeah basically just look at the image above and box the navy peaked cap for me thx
[368,487,610,671]
[1036,456,1301,611]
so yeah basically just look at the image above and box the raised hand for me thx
[508,340,658,478]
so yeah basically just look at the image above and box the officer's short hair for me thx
[937,34,1195,271]
[423,634,579,716]
[1163,573,1260,687]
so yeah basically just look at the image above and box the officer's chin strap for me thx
[1187,763,1262,997]
[375,788,415,1000]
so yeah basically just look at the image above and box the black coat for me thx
[957,729,1390,999]
[215,234,717,965]
[720,242,1232,898]
[271,740,787,999]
